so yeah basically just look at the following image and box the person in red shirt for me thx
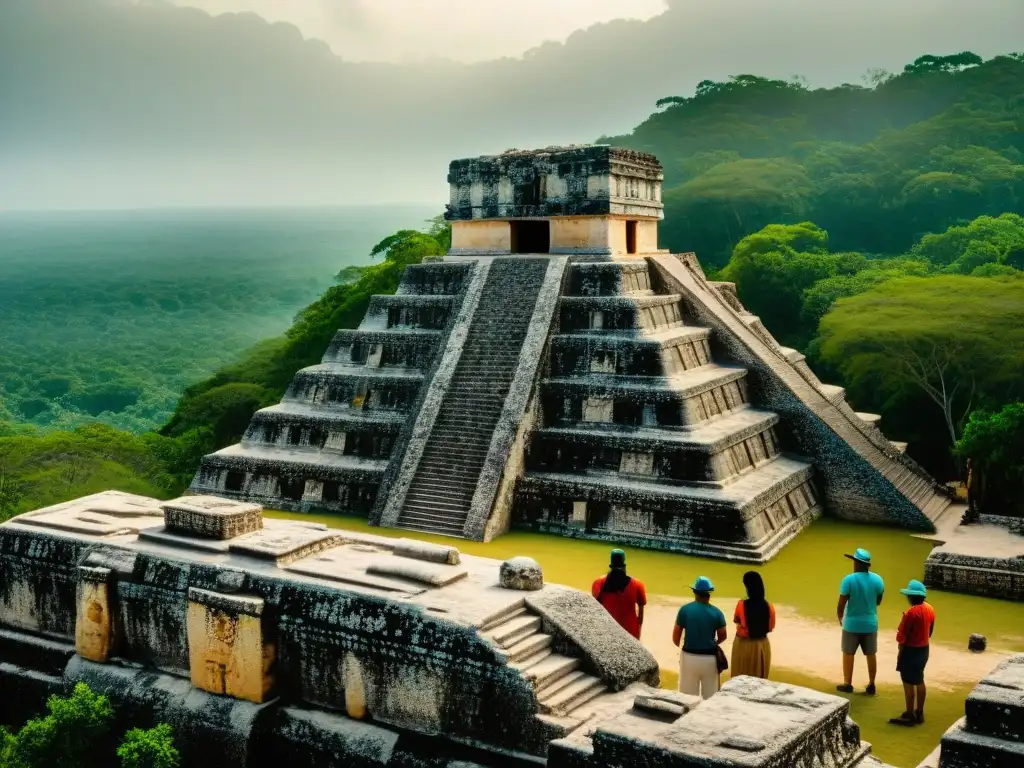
[890,579,936,726]
[592,549,647,639]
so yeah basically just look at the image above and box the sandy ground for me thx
[641,594,1007,691]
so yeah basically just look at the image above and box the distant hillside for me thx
[2,0,1022,207]
[606,54,1024,266]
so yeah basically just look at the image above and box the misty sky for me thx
[2,0,1023,209]
[172,0,669,62]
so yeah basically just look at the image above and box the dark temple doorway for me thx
[510,221,550,254]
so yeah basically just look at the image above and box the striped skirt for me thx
[731,636,771,679]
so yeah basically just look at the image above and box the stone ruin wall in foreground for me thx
[0,491,897,767]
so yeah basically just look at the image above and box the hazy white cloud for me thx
[172,0,669,62]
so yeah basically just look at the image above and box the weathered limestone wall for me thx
[0,492,666,765]
[451,220,511,253]
[550,216,611,254]
[373,262,488,528]
[549,677,888,768]
[0,491,896,766]
[446,145,664,222]
[919,653,1024,767]
[924,544,1024,601]
[190,260,474,519]
[651,253,946,530]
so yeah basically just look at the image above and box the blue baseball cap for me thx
[844,548,872,565]
[691,576,715,593]
[900,580,927,597]
[610,549,626,568]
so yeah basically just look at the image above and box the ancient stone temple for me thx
[0,492,891,767]
[191,145,951,562]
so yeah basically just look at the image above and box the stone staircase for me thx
[514,260,821,562]
[479,604,610,719]
[396,258,550,536]
[190,262,472,513]
[656,254,951,530]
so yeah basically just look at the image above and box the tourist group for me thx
[591,547,937,727]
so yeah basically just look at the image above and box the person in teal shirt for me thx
[672,576,727,699]
[836,548,885,695]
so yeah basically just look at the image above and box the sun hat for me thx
[691,576,715,593]
[610,549,627,568]
[843,548,872,565]
[899,579,927,598]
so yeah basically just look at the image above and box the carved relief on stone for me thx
[75,566,117,663]
[186,588,275,704]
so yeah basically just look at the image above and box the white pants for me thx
[678,651,719,699]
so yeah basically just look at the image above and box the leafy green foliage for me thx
[3,683,113,768]
[816,276,1024,451]
[607,54,1024,267]
[160,218,450,453]
[0,685,180,768]
[909,212,1024,269]
[956,403,1024,516]
[116,724,180,768]
[0,207,432,433]
[0,424,179,522]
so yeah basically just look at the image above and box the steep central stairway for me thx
[397,258,549,536]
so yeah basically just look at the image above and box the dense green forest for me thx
[2,51,1023,520]
[605,52,1024,268]
[0,207,432,432]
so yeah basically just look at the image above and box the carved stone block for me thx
[186,588,274,704]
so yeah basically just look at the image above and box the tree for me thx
[957,403,1024,517]
[800,258,930,330]
[910,213,1024,267]
[161,216,452,452]
[7,683,114,768]
[662,160,813,267]
[0,684,180,768]
[903,52,983,75]
[0,460,23,521]
[117,724,180,768]
[719,223,837,347]
[817,276,1024,451]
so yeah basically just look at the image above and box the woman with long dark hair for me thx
[592,549,647,639]
[730,571,775,679]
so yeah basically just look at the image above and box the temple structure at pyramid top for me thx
[446,145,664,257]
[190,144,953,562]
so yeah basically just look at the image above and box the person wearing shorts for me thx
[889,580,936,726]
[836,548,884,695]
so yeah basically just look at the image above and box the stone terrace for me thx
[0,491,891,767]
[918,653,1024,767]
[0,491,659,765]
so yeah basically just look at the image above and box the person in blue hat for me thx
[672,576,727,699]
[836,548,885,695]
[889,580,936,726]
